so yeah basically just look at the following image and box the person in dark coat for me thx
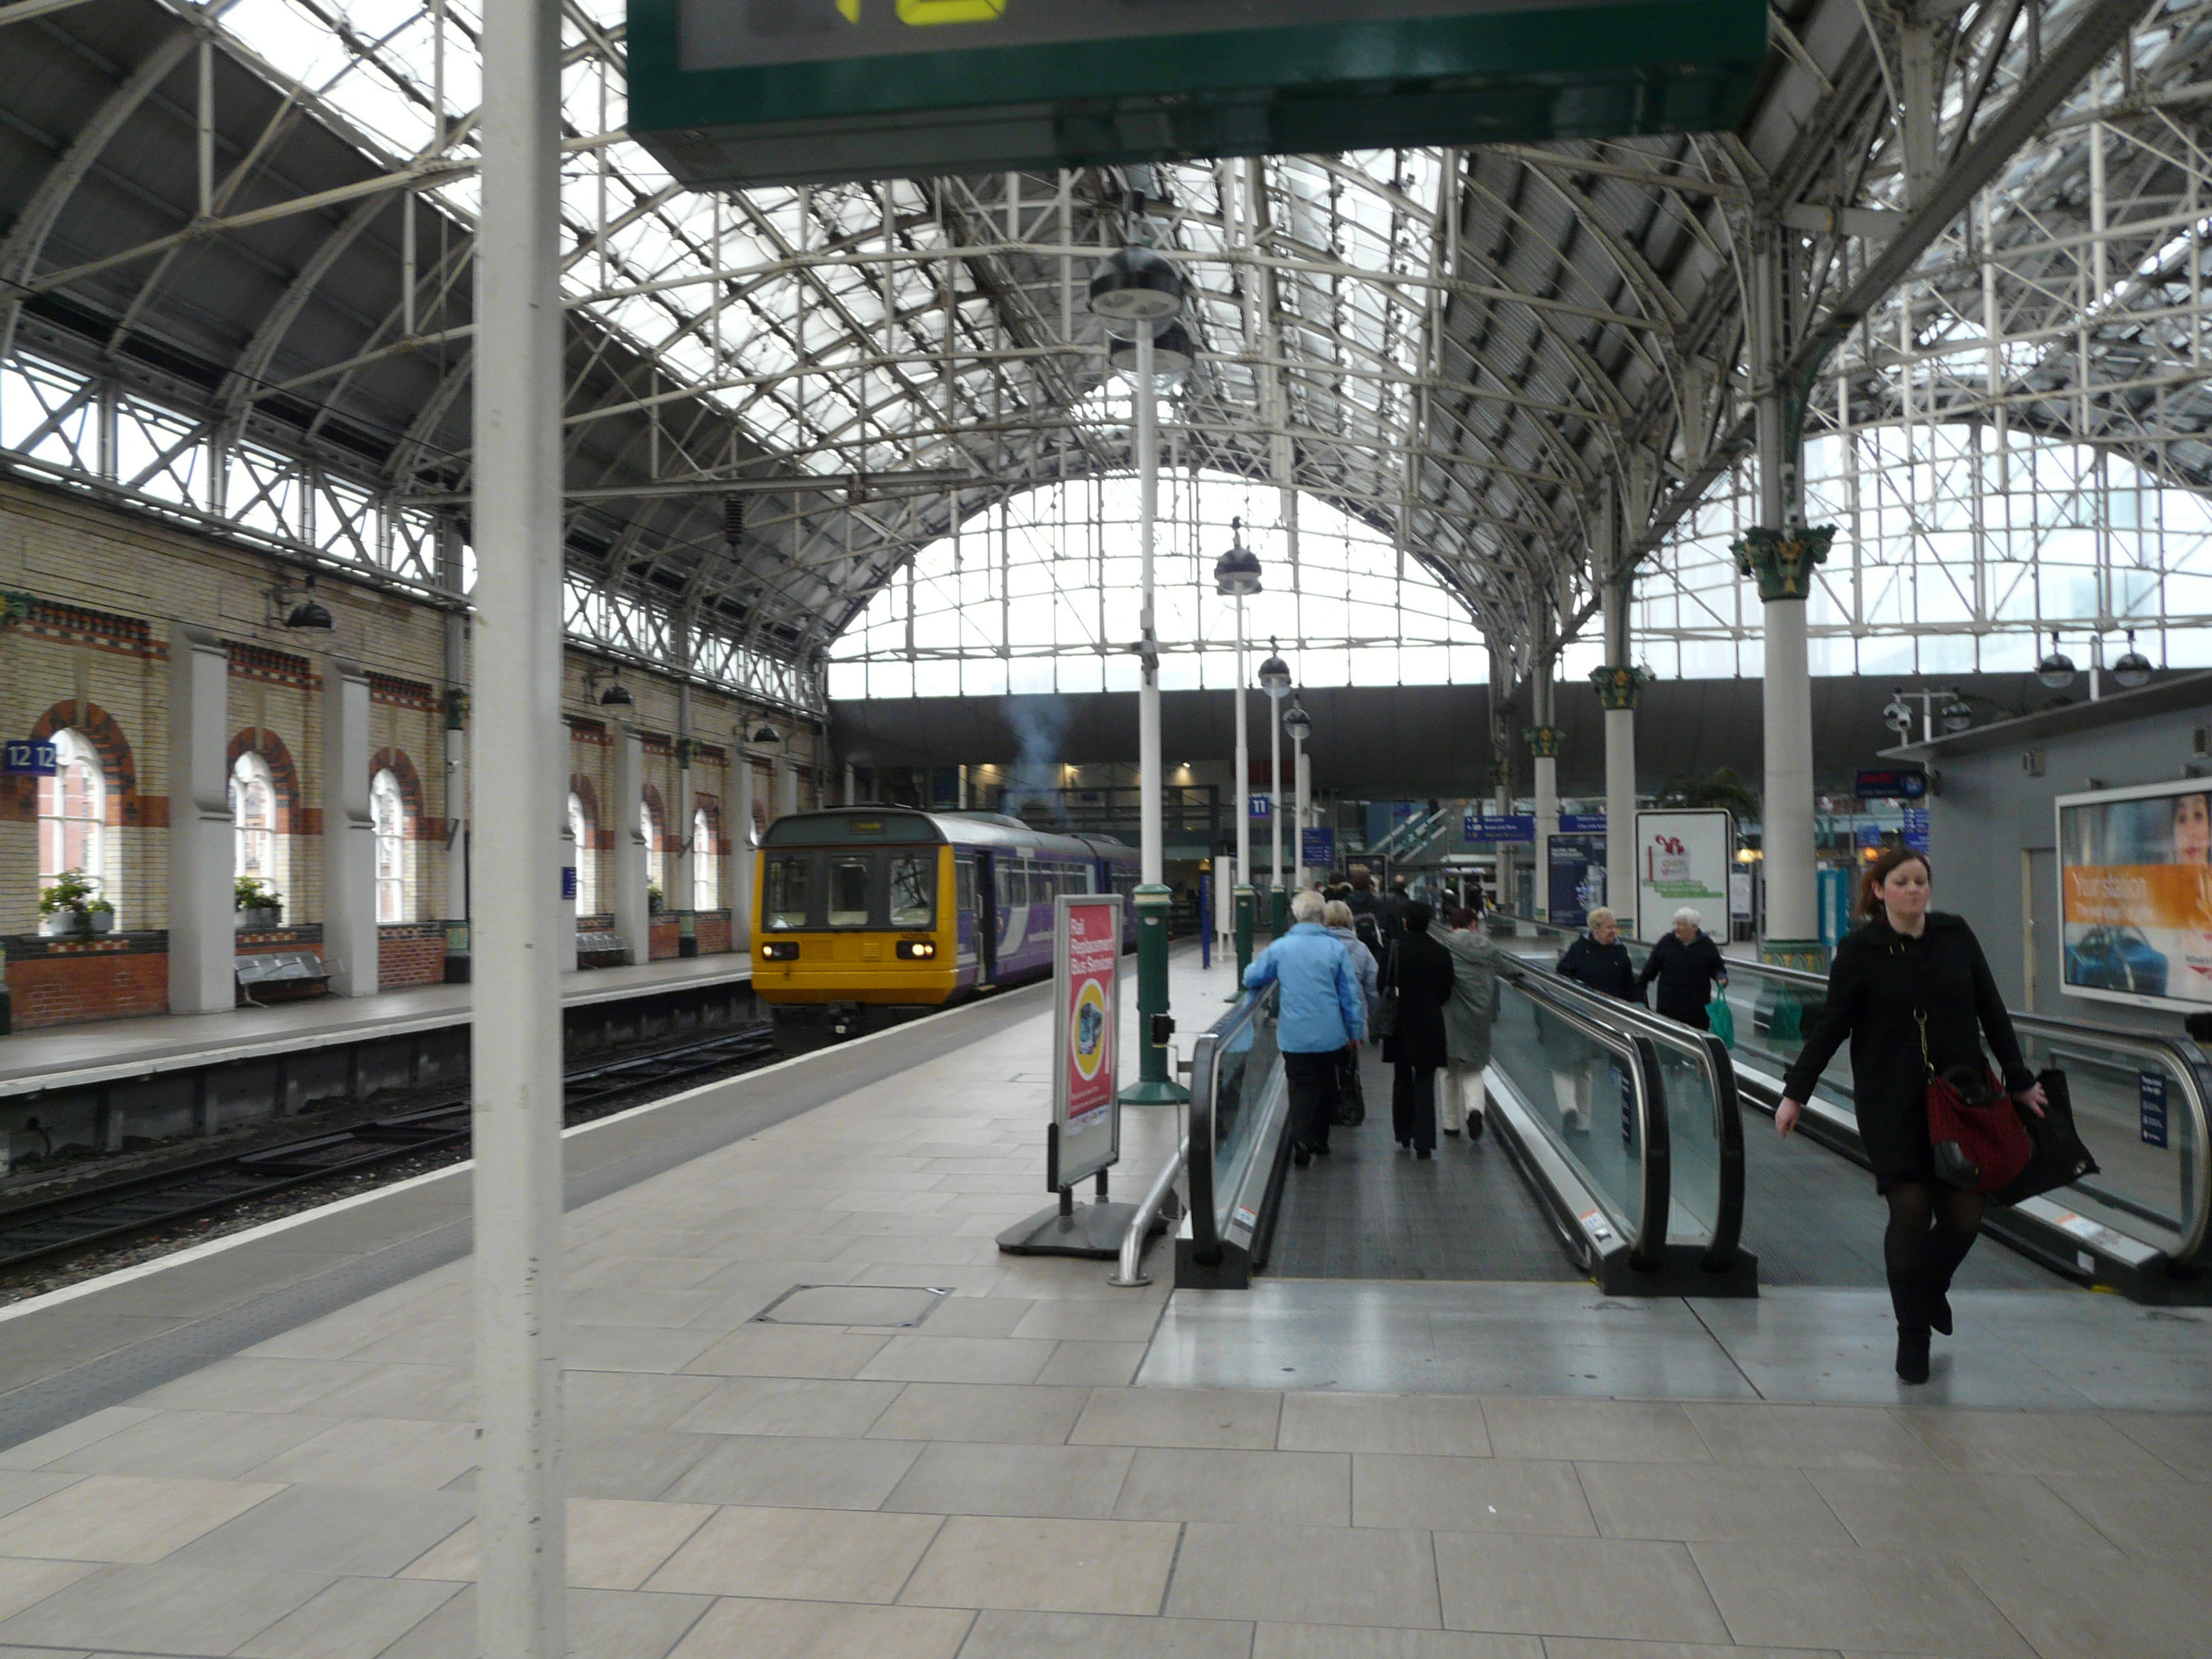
[1381,901,1454,1157]
[1557,909,1642,1002]
[1638,906,1729,1029]
[1778,847,2047,1384]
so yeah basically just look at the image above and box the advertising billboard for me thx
[1633,810,1733,939]
[1547,834,1606,930]
[1050,892,1124,1188]
[2056,779,2212,1011]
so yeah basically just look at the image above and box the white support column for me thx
[844,761,856,806]
[439,527,470,954]
[1136,326,1164,893]
[1531,662,1559,923]
[1761,602,1818,941]
[472,0,569,1645]
[321,657,377,996]
[1233,598,1251,895]
[674,688,696,926]
[166,623,232,1015]
[729,751,756,933]
[1600,577,1641,938]
[612,728,648,964]
[777,754,799,819]
[1294,745,1311,886]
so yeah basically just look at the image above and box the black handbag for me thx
[1991,1068,2102,1206]
[1370,941,1401,1041]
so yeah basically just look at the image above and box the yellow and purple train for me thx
[750,808,1139,1036]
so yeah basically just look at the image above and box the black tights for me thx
[1884,1181,1984,1328]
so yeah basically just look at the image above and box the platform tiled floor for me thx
[0,951,2209,1656]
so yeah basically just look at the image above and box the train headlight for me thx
[758,940,800,961]
[896,939,937,960]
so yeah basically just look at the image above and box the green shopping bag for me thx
[1708,994,1736,1050]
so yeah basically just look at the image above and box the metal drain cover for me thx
[752,1284,949,1328]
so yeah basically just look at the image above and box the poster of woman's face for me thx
[2175,794,2212,865]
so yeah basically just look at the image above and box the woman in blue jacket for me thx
[1244,890,1367,1166]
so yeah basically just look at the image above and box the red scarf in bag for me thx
[1919,1011,2031,1193]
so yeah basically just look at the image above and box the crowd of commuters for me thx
[1242,865,1505,1164]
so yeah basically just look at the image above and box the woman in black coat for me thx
[1558,911,1641,1002]
[1381,901,1455,1158]
[1638,907,1729,1029]
[1778,847,2047,1383]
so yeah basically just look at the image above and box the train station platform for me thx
[0,957,756,1101]
[0,943,2209,1658]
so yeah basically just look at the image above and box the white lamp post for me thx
[1257,642,1292,933]
[1214,521,1262,976]
[1284,699,1312,888]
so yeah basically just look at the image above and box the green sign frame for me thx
[629,1,1770,188]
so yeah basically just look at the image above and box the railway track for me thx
[0,1023,780,1274]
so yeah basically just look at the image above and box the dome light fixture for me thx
[750,724,782,749]
[1257,638,1292,699]
[2112,630,2155,691]
[1087,243,1185,325]
[1107,320,1196,380]
[284,573,335,631]
[1939,693,1975,734]
[1282,701,1312,743]
[1881,693,1914,735]
[598,669,634,708]
[1214,518,1262,597]
[2035,632,2078,690]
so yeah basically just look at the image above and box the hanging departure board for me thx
[630,0,1769,188]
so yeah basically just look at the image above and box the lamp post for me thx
[1214,522,1262,980]
[1092,228,1187,1105]
[1258,642,1292,935]
[1284,699,1311,889]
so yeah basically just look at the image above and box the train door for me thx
[968,852,998,986]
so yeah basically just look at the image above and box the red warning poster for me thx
[1052,893,1123,1189]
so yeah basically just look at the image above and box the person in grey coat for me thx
[1435,907,1502,1141]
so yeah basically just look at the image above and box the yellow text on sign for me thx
[836,1,1012,21]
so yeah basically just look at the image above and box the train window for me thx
[1073,865,1094,893]
[828,857,873,927]
[889,855,935,928]
[956,858,977,916]
[764,855,811,930]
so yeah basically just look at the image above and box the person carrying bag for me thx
[1775,847,2049,1385]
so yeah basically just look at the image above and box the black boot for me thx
[1888,1269,1931,1384]
[1924,1228,1976,1338]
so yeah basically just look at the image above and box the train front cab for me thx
[750,813,960,1036]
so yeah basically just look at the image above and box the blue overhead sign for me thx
[2,739,56,777]
[1300,828,1336,869]
[1248,794,1271,821]
[1902,807,1930,853]
[1560,814,1607,834]
[1462,813,1536,844]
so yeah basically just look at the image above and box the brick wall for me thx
[378,924,447,989]
[697,912,733,955]
[5,937,167,1027]
[649,920,680,961]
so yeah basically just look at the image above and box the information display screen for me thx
[2057,779,2212,1011]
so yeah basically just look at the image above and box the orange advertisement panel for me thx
[1050,893,1122,1189]
[2058,782,2212,1009]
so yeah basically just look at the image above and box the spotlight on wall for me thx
[2113,630,2156,691]
[2035,632,2078,690]
[283,574,334,631]
[598,671,634,708]
[1939,693,1975,734]
[751,724,782,750]
[1881,693,1914,735]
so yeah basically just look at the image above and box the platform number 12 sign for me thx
[2,740,57,777]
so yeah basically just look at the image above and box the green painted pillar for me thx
[1122,883,1188,1105]
[1270,885,1289,938]
[1233,885,1255,983]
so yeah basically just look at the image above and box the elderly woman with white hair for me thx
[1637,905,1730,1031]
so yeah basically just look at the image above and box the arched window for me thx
[568,792,599,915]
[692,806,719,912]
[640,800,666,897]
[372,769,409,924]
[232,752,281,893]
[37,730,110,917]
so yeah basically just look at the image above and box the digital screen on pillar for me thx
[2056,779,2212,1012]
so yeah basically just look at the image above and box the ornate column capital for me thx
[1589,663,1652,711]
[1732,525,1837,601]
[1525,725,1565,760]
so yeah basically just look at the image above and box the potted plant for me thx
[235,876,283,930]
[647,882,665,916]
[38,869,96,938]
[87,897,115,936]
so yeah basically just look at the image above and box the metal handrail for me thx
[1505,955,1747,1269]
[1185,985,1275,1267]
[1109,1136,1187,1288]
[1494,959,1673,1269]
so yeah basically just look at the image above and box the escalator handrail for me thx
[1501,944,1748,1267]
[1494,960,1672,1268]
[1519,917,2212,1267]
[1185,983,1275,1267]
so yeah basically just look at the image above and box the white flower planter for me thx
[39,912,87,939]
[236,906,283,931]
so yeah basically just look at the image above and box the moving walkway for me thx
[1170,955,1758,1296]
[1504,919,2212,1303]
